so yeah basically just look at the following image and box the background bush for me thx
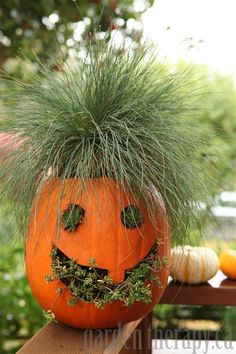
[0,202,44,353]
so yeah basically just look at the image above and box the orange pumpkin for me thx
[26,178,169,329]
[219,249,236,279]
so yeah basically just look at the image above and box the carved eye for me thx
[121,205,144,229]
[61,204,85,232]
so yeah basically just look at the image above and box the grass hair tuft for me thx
[0,39,215,242]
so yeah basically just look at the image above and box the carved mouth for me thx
[46,242,167,308]
[52,247,109,287]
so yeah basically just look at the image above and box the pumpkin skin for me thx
[26,178,170,329]
[219,249,236,279]
[170,246,219,284]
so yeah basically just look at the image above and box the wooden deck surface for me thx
[17,313,153,354]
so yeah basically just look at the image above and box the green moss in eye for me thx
[61,204,85,232]
[121,205,143,229]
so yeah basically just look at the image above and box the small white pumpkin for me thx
[170,246,219,284]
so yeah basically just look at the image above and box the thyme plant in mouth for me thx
[45,243,168,309]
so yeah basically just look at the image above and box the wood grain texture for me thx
[17,314,152,354]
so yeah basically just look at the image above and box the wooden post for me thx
[119,311,152,354]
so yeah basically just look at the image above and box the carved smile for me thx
[45,242,166,308]
[52,246,109,287]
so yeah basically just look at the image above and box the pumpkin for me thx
[26,177,170,329]
[170,246,219,284]
[219,249,236,279]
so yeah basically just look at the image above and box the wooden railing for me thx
[160,270,236,306]
[17,271,236,353]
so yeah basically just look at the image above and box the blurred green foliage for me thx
[0,202,44,353]
[174,62,236,193]
[0,0,154,67]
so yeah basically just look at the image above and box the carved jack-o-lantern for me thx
[26,178,170,329]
